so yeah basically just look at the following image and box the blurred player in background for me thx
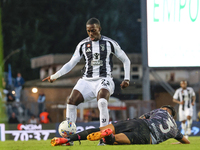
[14,72,25,102]
[173,80,196,138]
[42,17,130,145]
[50,105,190,146]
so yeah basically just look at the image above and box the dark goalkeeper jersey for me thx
[142,109,183,144]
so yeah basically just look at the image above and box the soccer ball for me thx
[58,120,76,137]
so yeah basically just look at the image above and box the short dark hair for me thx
[86,18,101,26]
[161,105,176,117]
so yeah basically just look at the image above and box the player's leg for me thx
[179,108,187,136]
[97,89,110,127]
[186,115,192,135]
[186,107,193,135]
[181,120,187,137]
[96,77,115,127]
[97,88,110,145]
[69,124,115,141]
[66,89,84,122]
[66,79,94,122]
[96,78,114,145]
[64,80,87,146]
[51,127,100,146]
[87,124,115,141]
[87,119,151,145]
[100,124,116,133]
[88,131,130,145]
[186,116,192,135]
[113,119,151,145]
[113,133,131,144]
[51,124,115,146]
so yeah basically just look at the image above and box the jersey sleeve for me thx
[191,88,195,96]
[112,42,131,81]
[174,129,184,141]
[50,44,83,80]
[173,89,179,100]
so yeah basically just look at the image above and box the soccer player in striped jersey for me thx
[173,80,196,138]
[43,18,130,145]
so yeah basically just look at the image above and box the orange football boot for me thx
[87,128,113,141]
[51,137,69,146]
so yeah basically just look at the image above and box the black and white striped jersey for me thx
[51,35,130,81]
[173,87,195,110]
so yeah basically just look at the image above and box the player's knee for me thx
[67,90,84,105]
[67,97,80,105]
[67,97,74,104]
[97,89,110,100]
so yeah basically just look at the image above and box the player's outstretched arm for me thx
[172,136,190,144]
[42,76,56,83]
[42,49,82,84]
[113,44,130,88]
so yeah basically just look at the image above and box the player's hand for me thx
[42,76,56,83]
[192,102,195,106]
[120,80,129,89]
[180,101,184,105]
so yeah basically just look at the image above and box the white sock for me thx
[181,123,187,135]
[187,119,192,129]
[98,98,109,127]
[66,104,77,123]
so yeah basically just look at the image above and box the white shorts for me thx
[73,77,115,102]
[178,106,193,121]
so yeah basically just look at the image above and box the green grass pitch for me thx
[0,136,200,150]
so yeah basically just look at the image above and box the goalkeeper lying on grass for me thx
[51,105,190,146]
